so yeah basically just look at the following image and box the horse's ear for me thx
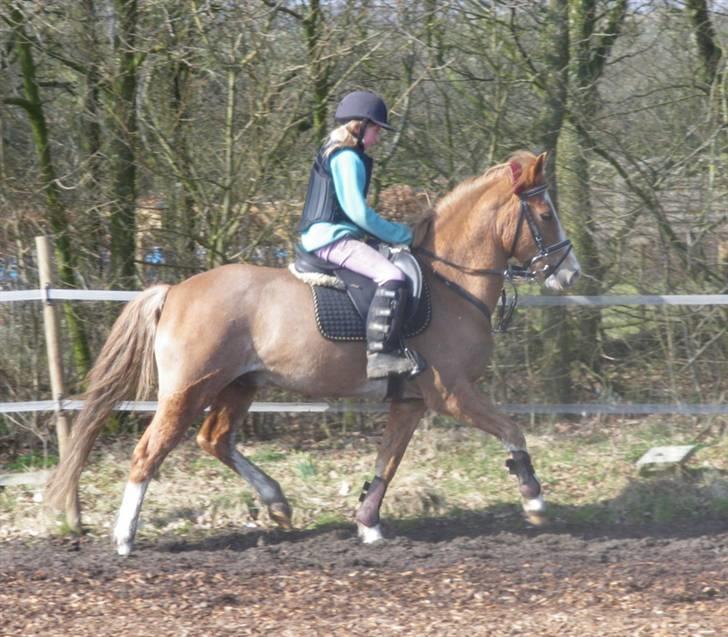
[533,152,547,179]
[521,152,547,189]
[509,160,524,194]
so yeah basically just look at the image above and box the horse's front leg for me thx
[428,375,545,518]
[355,399,426,543]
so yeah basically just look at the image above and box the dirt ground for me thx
[2,512,727,636]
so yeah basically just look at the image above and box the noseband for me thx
[508,184,573,281]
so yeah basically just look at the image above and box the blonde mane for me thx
[411,151,538,248]
[437,151,538,215]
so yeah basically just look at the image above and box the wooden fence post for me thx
[35,235,81,531]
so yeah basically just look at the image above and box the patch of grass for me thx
[187,455,222,472]
[553,502,611,526]
[2,416,727,542]
[295,454,317,479]
[4,452,58,471]
[52,515,81,537]
[309,512,348,530]
[651,494,684,523]
[249,448,288,464]
[713,498,728,515]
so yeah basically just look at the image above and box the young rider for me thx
[298,90,424,379]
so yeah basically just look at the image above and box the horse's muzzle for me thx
[545,266,580,291]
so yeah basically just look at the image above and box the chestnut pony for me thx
[45,151,580,554]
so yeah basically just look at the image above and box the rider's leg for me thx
[315,238,424,378]
[315,237,404,285]
[365,279,419,378]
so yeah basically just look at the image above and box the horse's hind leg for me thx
[356,399,426,543]
[114,390,204,556]
[196,383,292,529]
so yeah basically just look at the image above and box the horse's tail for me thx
[44,284,170,512]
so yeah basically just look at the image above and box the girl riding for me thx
[298,90,424,379]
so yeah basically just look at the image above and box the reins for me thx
[415,246,507,278]
[414,248,520,333]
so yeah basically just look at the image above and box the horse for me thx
[45,150,581,555]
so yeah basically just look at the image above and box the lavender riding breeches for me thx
[315,237,405,285]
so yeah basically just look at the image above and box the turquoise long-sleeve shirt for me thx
[300,148,413,252]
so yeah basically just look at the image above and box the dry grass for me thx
[1,415,727,542]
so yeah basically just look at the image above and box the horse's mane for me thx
[410,151,538,247]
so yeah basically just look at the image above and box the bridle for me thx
[508,184,573,281]
[414,182,573,331]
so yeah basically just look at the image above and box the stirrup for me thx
[366,351,413,379]
[403,347,427,378]
[366,349,427,379]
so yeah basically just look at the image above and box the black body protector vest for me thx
[299,144,373,233]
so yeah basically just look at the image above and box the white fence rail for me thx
[1,285,727,417]
[0,399,726,416]
[2,287,728,306]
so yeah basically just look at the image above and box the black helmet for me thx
[334,90,394,130]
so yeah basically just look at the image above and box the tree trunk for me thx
[562,0,627,370]
[533,0,572,405]
[108,0,139,287]
[80,0,106,278]
[7,6,92,380]
[303,0,330,144]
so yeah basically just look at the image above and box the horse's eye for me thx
[540,212,554,221]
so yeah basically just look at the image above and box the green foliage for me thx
[250,448,288,464]
[295,454,318,480]
[4,452,58,472]
[309,512,348,530]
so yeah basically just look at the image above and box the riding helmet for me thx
[334,90,394,130]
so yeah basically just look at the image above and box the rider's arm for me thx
[330,149,412,246]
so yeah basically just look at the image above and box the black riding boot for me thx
[366,280,425,379]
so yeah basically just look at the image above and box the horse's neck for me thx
[422,206,508,313]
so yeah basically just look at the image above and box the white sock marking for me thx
[523,494,546,513]
[113,480,149,556]
[357,522,384,544]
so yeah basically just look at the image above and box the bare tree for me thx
[3,1,91,378]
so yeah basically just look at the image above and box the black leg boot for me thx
[366,280,425,379]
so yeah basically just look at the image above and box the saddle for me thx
[291,245,431,342]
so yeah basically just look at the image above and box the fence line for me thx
[1,286,726,418]
[1,399,726,416]
[1,287,728,306]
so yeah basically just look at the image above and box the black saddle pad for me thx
[312,280,431,342]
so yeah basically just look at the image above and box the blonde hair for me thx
[322,120,365,157]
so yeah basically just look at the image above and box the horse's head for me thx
[503,152,581,291]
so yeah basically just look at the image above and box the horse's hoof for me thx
[357,521,384,544]
[112,526,134,556]
[116,542,133,556]
[522,495,547,526]
[523,494,545,513]
[525,510,548,526]
[113,533,133,556]
[267,502,293,529]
